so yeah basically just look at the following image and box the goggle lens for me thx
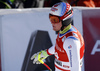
[49,15,60,23]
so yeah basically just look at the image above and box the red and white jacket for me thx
[47,25,85,71]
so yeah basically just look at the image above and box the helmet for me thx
[49,2,73,27]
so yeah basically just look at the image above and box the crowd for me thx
[0,0,100,9]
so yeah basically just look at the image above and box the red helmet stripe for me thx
[60,3,71,20]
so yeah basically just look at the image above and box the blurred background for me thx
[0,0,100,9]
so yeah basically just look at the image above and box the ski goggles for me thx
[49,14,60,24]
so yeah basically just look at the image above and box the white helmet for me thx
[49,2,73,27]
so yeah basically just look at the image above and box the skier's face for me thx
[49,14,62,31]
[51,21,62,31]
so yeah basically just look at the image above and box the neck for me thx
[60,24,71,34]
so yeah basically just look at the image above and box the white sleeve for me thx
[63,37,81,71]
[47,45,55,55]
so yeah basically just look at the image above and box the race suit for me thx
[47,24,85,71]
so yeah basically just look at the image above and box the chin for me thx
[53,29,57,31]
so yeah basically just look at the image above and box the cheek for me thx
[58,22,62,28]
[55,22,62,30]
[51,21,62,31]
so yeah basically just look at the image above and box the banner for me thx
[0,9,56,71]
[83,9,100,71]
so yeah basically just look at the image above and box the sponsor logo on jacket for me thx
[68,45,72,67]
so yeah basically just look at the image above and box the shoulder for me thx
[65,36,80,45]
[63,37,81,51]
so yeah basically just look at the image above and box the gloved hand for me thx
[31,50,49,64]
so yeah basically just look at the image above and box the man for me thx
[31,2,85,71]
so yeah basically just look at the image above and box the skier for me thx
[31,2,85,71]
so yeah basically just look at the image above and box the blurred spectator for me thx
[0,0,16,8]
[83,0,95,7]
[0,0,11,8]
[77,0,100,7]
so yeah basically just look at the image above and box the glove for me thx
[31,50,49,64]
